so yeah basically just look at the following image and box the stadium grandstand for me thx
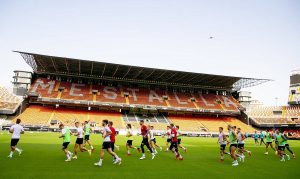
[1,51,273,134]
[0,86,23,114]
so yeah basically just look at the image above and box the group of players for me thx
[7,119,296,167]
[218,125,296,166]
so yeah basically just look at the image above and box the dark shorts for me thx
[237,143,244,149]
[169,142,178,151]
[260,138,264,141]
[127,140,133,146]
[178,138,182,145]
[150,138,156,144]
[254,138,258,141]
[111,142,115,152]
[230,144,238,148]
[285,144,289,147]
[84,135,90,141]
[62,142,70,149]
[266,141,272,144]
[10,139,19,147]
[167,138,171,143]
[76,138,84,145]
[220,144,226,151]
[141,138,149,145]
[102,142,112,150]
[278,146,285,151]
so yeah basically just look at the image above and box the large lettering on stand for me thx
[30,79,55,94]
[70,83,84,96]
[149,90,163,103]
[103,86,117,99]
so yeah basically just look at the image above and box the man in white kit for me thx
[8,118,24,158]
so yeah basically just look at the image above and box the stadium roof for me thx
[15,51,270,91]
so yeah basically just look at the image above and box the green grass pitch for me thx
[0,132,299,179]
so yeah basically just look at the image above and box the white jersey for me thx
[218,132,226,145]
[237,132,244,144]
[149,130,155,140]
[76,127,84,138]
[103,126,111,142]
[10,124,24,139]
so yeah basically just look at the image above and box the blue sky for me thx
[0,0,299,105]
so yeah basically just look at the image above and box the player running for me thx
[149,125,162,154]
[125,124,137,155]
[227,125,242,166]
[83,121,94,151]
[73,122,91,159]
[108,121,120,162]
[165,126,172,151]
[275,129,290,162]
[169,123,183,160]
[59,123,73,162]
[8,119,24,158]
[264,129,276,155]
[236,128,251,161]
[283,131,296,158]
[259,131,266,146]
[176,125,187,152]
[253,131,259,145]
[139,120,155,160]
[217,127,230,162]
[94,120,122,167]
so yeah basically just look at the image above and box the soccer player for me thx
[217,127,230,162]
[8,118,24,158]
[259,131,266,146]
[73,122,91,159]
[264,129,276,155]
[275,129,290,162]
[176,125,187,152]
[139,120,155,160]
[237,128,251,161]
[283,131,296,158]
[227,125,240,166]
[169,123,183,160]
[108,121,120,162]
[83,121,94,151]
[149,125,162,154]
[125,124,137,155]
[253,131,259,145]
[59,123,73,162]
[94,120,122,167]
[165,126,172,151]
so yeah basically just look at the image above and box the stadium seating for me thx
[14,105,125,128]
[14,105,53,125]
[247,106,300,124]
[0,86,23,113]
[29,78,241,113]
[169,115,254,132]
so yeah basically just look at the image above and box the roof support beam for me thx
[64,58,69,74]
[112,65,119,77]
[164,72,178,81]
[51,57,58,73]
[122,66,132,79]
[90,62,94,75]
[143,69,156,80]
[78,61,81,74]
[153,70,167,81]
[101,64,106,77]
[133,68,144,79]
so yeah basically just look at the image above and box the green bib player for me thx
[84,121,94,151]
[264,130,276,155]
[59,123,73,162]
